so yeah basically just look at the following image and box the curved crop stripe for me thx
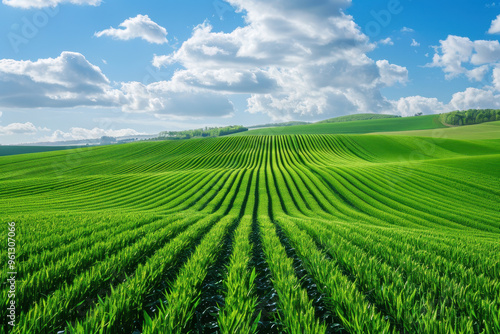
[0,133,498,334]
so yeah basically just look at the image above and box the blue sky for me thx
[0,0,499,144]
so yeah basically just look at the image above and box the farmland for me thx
[377,120,500,140]
[1,130,499,333]
[236,114,445,136]
[316,113,400,124]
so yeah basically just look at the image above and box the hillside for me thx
[316,113,399,123]
[249,121,310,129]
[376,120,500,140]
[0,131,499,333]
[232,114,445,136]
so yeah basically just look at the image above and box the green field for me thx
[0,146,79,157]
[317,113,399,123]
[1,123,499,333]
[237,114,445,136]
[377,120,500,140]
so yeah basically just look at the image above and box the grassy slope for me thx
[0,131,499,333]
[0,133,498,215]
[365,120,500,178]
[234,115,444,136]
[249,121,310,128]
[375,120,500,140]
[317,113,398,123]
[356,134,500,178]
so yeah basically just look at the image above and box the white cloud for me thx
[428,35,474,78]
[389,85,500,116]
[120,81,235,117]
[0,122,39,135]
[42,127,144,142]
[379,37,394,46]
[488,14,500,34]
[449,87,500,110]
[376,60,408,86]
[0,52,235,118]
[0,52,123,108]
[2,0,101,9]
[95,15,168,44]
[152,0,410,120]
[428,35,500,81]
[494,66,500,91]
[411,39,420,47]
[466,65,490,82]
[471,40,500,65]
[3,1,496,124]
[171,68,279,94]
[401,27,414,33]
[392,96,447,117]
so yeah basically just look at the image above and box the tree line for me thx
[440,109,500,126]
[157,125,248,140]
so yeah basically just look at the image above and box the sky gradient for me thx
[0,0,499,144]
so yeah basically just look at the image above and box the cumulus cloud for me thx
[170,68,279,94]
[376,60,408,86]
[0,52,123,108]
[449,87,500,110]
[494,66,500,91]
[390,85,500,117]
[120,81,235,117]
[0,122,40,135]
[42,127,144,142]
[428,35,500,80]
[401,27,414,33]
[428,36,474,78]
[152,0,408,120]
[411,39,420,47]
[471,40,500,65]
[0,52,235,118]
[391,87,500,117]
[95,15,168,44]
[379,38,394,46]
[466,65,490,82]
[3,1,497,122]
[392,96,447,117]
[489,14,500,34]
[2,0,101,9]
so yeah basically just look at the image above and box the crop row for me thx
[1,134,498,333]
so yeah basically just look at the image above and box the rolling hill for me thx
[316,113,399,123]
[0,127,499,333]
[376,120,500,140]
[238,114,446,136]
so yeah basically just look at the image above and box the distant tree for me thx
[440,109,500,126]
[414,112,423,116]
[157,125,248,140]
[475,111,485,124]
[464,110,473,125]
